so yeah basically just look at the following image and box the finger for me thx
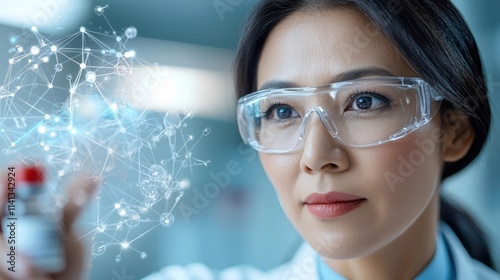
[60,175,101,233]
[54,175,100,280]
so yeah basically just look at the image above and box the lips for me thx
[305,192,366,218]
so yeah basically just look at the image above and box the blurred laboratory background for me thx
[0,0,498,279]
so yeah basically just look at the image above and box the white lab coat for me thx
[142,224,500,280]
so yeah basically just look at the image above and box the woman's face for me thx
[257,8,445,259]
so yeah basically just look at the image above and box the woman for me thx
[227,1,498,278]
[1,0,499,279]
[151,0,500,279]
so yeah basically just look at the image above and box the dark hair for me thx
[234,0,493,268]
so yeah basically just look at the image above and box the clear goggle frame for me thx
[237,77,443,153]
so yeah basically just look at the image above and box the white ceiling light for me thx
[0,0,90,33]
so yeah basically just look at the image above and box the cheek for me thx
[373,128,443,194]
[259,153,301,210]
[360,126,443,231]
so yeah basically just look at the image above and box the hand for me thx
[0,172,100,280]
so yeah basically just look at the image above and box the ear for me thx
[441,110,475,162]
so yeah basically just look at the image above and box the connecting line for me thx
[0,7,211,259]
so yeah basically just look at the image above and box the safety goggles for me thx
[237,77,443,153]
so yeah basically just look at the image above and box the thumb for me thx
[60,175,101,233]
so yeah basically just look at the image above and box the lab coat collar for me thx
[281,223,499,280]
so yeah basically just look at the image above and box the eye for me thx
[263,103,300,120]
[347,92,390,111]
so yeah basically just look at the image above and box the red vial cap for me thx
[18,165,45,185]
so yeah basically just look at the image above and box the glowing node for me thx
[179,179,190,189]
[44,114,50,120]
[37,126,47,134]
[66,73,73,80]
[163,112,181,129]
[159,213,174,228]
[71,147,77,153]
[58,170,65,177]
[203,127,211,136]
[149,165,167,181]
[125,210,141,228]
[116,36,121,42]
[140,180,159,200]
[125,26,137,39]
[97,223,106,232]
[10,143,15,147]
[110,103,118,112]
[107,148,114,155]
[91,242,106,256]
[69,87,76,94]
[140,252,148,260]
[32,64,39,70]
[94,5,107,16]
[124,51,136,58]
[80,26,86,33]
[44,146,50,152]
[164,128,175,137]
[30,46,40,55]
[50,131,57,138]
[120,241,129,249]
[119,127,126,133]
[40,142,45,147]
[118,208,127,217]
[85,71,96,83]
[188,135,194,141]
[8,59,14,64]
[41,56,49,63]
[138,204,151,214]
[54,63,63,72]
[115,255,121,263]
[31,26,38,32]
[71,128,78,135]
[114,203,121,209]
[50,45,57,52]
[80,63,86,69]
[16,46,23,52]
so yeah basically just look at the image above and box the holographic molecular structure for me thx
[0,5,211,261]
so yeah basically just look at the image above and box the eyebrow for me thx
[258,67,397,91]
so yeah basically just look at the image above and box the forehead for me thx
[256,8,416,89]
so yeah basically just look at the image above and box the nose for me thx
[299,111,350,174]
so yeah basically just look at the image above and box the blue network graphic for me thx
[0,5,211,261]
